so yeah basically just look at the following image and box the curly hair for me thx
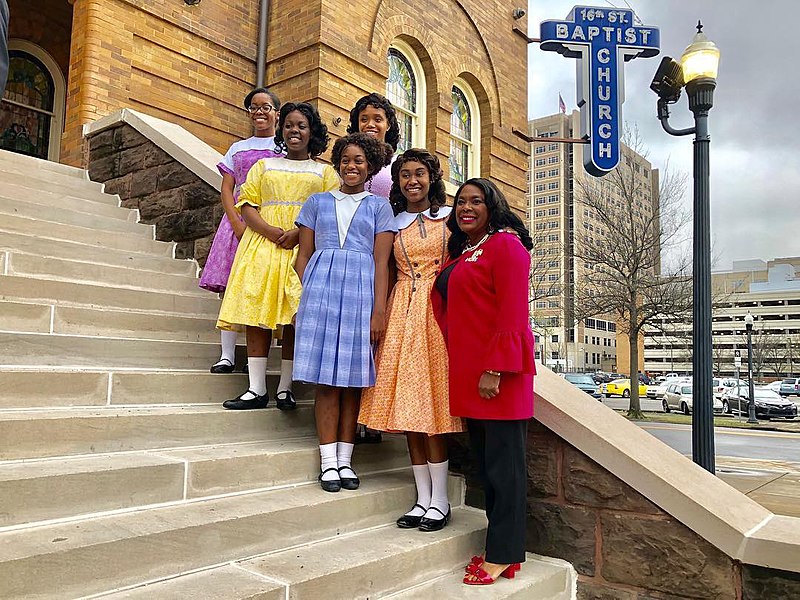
[388,149,447,217]
[274,102,329,158]
[346,93,401,152]
[446,178,534,259]
[243,87,281,111]
[331,133,393,181]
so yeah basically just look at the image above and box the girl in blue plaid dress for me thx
[294,133,396,493]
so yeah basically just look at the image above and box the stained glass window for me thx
[0,51,55,159]
[386,48,417,152]
[449,86,472,186]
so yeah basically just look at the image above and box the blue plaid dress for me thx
[294,192,397,387]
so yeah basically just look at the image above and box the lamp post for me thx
[745,313,758,423]
[650,22,720,474]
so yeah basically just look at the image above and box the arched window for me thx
[386,41,425,151]
[0,41,65,161]
[449,80,480,186]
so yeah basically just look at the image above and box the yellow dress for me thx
[217,157,339,330]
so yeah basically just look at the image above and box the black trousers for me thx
[467,418,528,565]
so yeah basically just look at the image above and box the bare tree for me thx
[573,132,692,418]
[740,326,770,383]
[763,333,791,379]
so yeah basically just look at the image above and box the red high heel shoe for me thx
[465,557,520,576]
[463,563,520,585]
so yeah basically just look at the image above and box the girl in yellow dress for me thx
[359,149,464,531]
[217,102,339,411]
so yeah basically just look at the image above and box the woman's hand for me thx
[231,219,247,241]
[277,228,301,249]
[370,310,386,344]
[478,371,501,399]
[264,225,285,244]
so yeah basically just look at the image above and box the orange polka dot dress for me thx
[359,208,465,435]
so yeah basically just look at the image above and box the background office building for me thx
[527,111,659,374]
[644,258,800,379]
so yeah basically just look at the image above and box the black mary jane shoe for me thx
[222,389,269,410]
[318,468,341,493]
[210,358,235,374]
[396,504,427,529]
[354,425,383,445]
[275,390,297,411]
[419,505,451,532]
[338,466,360,490]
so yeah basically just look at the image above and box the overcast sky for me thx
[527,0,800,272]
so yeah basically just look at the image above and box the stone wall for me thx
[449,421,800,599]
[86,123,220,266]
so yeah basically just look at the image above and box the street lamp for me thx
[650,21,721,474]
[745,312,758,424]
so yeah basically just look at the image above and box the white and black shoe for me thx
[222,389,268,410]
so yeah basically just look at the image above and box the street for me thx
[635,421,800,465]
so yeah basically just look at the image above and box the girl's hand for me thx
[265,225,285,244]
[277,228,301,249]
[370,310,386,344]
[478,371,501,399]
[231,219,247,241]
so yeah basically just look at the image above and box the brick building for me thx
[0,0,530,210]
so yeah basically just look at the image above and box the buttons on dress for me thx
[415,273,421,278]
[434,259,440,265]
[413,262,419,267]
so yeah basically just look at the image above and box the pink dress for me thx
[198,136,280,293]
[365,156,395,200]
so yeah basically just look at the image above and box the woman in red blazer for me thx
[432,178,535,586]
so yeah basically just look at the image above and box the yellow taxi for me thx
[603,378,648,398]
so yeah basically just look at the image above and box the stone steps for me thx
[0,230,197,275]
[0,183,137,221]
[0,213,171,256]
[0,471,426,599]
[0,403,311,460]
[0,171,113,203]
[0,275,220,316]
[0,299,221,342]
[0,435,410,527]
[5,252,203,294]
[0,149,102,185]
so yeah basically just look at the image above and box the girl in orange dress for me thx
[359,149,464,532]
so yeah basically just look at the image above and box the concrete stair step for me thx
[385,554,574,600]
[0,369,310,409]
[0,402,308,460]
[236,508,487,600]
[0,471,422,599]
[0,436,410,527]
[0,275,220,316]
[7,252,204,295]
[0,230,197,275]
[0,331,247,371]
[0,194,150,235]
[0,180,134,220]
[0,171,113,203]
[0,149,100,184]
[0,213,171,256]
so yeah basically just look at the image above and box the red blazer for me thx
[432,233,535,420]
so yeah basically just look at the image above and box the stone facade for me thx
[450,420,800,599]
[87,123,219,265]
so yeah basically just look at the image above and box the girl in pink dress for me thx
[199,88,282,373]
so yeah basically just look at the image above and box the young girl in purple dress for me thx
[293,133,395,492]
[200,87,282,373]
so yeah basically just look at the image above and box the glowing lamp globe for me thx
[680,23,720,83]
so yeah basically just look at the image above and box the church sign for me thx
[540,6,660,176]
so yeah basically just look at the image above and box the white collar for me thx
[395,205,452,230]
[331,190,370,201]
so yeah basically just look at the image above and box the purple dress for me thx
[293,192,397,387]
[199,136,280,293]
[365,156,395,200]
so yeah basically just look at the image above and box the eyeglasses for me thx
[247,104,275,115]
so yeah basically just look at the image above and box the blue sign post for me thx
[541,7,660,176]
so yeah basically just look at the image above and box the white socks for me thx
[337,441,355,478]
[406,463,432,517]
[426,460,450,518]
[278,359,293,393]
[320,442,339,482]
[241,357,267,399]
[220,329,237,364]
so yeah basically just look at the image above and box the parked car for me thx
[602,378,648,398]
[762,381,783,394]
[647,376,690,400]
[662,383,724,415]
[713,378,740,400]
[591,372,612,384]
[562,373,603,399]
[721,386,797,420]
[779,377,800,397]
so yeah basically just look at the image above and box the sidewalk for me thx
[716,457,800,518]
